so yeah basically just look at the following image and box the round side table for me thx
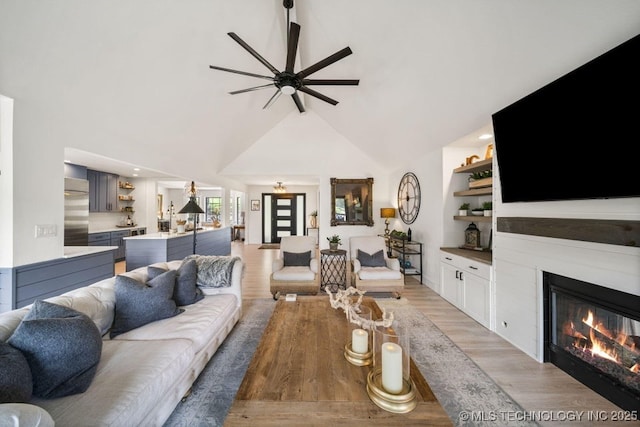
[320,249,347,293]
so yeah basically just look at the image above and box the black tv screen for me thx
[492,34,640,203]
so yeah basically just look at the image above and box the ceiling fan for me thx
[209,0,359,113]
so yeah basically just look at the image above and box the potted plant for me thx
[309,210,318,228]
[482,201,493,217]
[327,234,342,250]
[458,203,470,216]
[471,207,484,216]
[468,170,493,189]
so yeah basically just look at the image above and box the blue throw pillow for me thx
[7,300,102,398]
[357,249,386,267]
[110,270,183,338]
[283,251,311,267]
[148,260,203,306]
[0,341,33,403]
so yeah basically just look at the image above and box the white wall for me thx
[226,111,395,248]
[0,95,14,267]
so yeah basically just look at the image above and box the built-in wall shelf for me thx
[454,215,492,223]
[453,158,492,174]
[454,188,492,197]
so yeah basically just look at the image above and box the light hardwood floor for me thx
[117,242,635,426]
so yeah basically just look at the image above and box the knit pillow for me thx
[7,301,102,398]
[0,341,33,402]
[110,270,182,338]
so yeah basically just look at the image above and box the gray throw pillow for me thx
[7,300,102,398]
[283,251,311,267]
[148,260,203,306]
[0,341,33,403]
[110,270,182,338]
[357,249,386,267]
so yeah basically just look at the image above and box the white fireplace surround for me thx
[493,231,640,363]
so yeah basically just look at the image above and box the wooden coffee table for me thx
[224,296,452,426]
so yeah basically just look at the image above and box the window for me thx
[205,197,221,222]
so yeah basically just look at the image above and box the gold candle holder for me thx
[344,343,373,366]
[344,305,372,366]
[366,368,417,413]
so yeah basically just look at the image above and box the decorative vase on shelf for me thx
[483,210,492,217]
[310,216,317,228]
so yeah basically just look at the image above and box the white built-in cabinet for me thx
[440,250,491,328]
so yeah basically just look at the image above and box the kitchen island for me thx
[123,226,232,271]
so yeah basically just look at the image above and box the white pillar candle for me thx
[381,342,403,394]
[352,328,368,354]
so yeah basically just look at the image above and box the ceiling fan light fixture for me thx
[280,85,296,95]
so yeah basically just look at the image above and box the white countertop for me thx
[63,246,118,258]
[124,226,228,240]
[89,226,147,234]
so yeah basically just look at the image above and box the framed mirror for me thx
[330,178,374,226]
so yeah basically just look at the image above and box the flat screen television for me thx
[491,34,640,203]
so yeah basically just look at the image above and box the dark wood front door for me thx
[262,193,306,243]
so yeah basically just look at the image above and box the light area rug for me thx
[164,298,537,427]
[376,298,538,427]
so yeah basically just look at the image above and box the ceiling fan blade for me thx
[301,79,359,86]
[263,90,282,109]
[298,86,338,105]
[227,32,280,75]
[209,65,275,81]
[291,92,305,113]
[285,22,301,73]
[296,47,353,79]
[229,83,275,95]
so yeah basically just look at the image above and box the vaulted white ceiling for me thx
[1,1,639,187]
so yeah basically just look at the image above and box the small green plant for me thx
[459,203,470,210]
[390,230,408,240]
[469,170,493,181]
[482,201,493,210]
[327,234,342,245]
[472,207,484,212]
[310,210,317,217]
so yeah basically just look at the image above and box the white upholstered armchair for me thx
[349,236,404,298]
[270,236,319,300]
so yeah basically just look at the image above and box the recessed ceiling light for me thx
[479,133,493,140]
[132,174,139,177]
[133,168,140,171]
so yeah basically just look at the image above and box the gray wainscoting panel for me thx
[0,250,116,312]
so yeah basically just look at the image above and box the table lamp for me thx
[380,208,396,236]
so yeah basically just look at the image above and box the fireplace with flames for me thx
[544,272,640,411]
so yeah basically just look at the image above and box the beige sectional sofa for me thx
[0,257,243,427]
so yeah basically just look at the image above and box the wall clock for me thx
[397,172,421,224]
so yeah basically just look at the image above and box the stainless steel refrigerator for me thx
[64,177,89,246]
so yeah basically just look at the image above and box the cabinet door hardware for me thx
[469,265,478,270]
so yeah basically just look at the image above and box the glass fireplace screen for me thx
[551,289,640,395]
